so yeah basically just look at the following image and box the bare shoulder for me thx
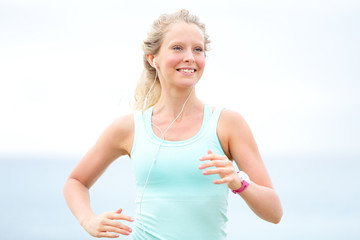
[217,109,256,160]
[218,109,252,142]
[108,113,134,137]
[98,113,134,156]
[219,109,249,129]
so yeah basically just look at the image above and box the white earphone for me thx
[153,58,157,69]
[139,55,196,237]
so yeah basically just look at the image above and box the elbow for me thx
[269,192,283,224]
[270,206,283,224]
[63,177,85,197]
[262,211,282,224]
[258,202,283,224]
[257,206,283,224]
[271,213,282,224]
[63,178,71,198]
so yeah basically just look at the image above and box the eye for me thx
[194,47,204,52]
[173,45,182,51]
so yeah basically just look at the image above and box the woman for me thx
[63,9,283,239]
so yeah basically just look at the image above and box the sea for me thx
[0,153,359,240]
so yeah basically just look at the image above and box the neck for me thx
[154,87,202,119]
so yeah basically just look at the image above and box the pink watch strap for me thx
[231,171,250,194]
[231,180,250,194]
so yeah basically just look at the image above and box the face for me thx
[154,22,206,89]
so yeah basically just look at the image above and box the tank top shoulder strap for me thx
[203,106,224,133]
[212,106,225,121]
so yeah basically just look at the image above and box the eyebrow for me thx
[167,41,205,47]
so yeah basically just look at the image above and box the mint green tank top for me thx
[130,104,229,240]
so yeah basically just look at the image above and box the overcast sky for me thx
[0,0,359,158]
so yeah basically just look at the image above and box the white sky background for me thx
[0,0,359,157]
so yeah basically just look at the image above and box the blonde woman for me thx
[63,9,283,239]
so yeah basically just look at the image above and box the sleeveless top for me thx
[130,104,229,240]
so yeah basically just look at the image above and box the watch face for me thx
[239,171,250,183]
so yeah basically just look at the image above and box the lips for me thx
[176,68,196,73]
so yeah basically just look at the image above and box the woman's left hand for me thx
[198,150,242,190]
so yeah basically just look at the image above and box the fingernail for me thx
[203,171,207,175]
[130,217,135,221]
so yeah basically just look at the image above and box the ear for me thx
[146,54,156,69]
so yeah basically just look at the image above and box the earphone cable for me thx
[139,86,194,237]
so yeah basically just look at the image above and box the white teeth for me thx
[178,69,195,73]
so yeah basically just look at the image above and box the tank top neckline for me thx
[143,103,212,146]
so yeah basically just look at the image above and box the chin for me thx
[177,78,199,89]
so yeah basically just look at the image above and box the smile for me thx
[177,68,196,73]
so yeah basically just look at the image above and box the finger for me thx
[107,212,135,222]
[199,153,228,161]
[202,167,235,176]
[213,176,233,184]
[114,208,122,214]
[199,159,232,169]
[102,225,132,236]
[98,231,121,238]
[103,218,133,233]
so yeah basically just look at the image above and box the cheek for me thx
[165,55,181,68]
[196,56,206,70]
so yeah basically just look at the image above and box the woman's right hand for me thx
[81,208,134,238]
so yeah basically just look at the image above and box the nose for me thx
[183,49,195,63]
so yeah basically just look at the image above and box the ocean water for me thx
[0,153,359,240]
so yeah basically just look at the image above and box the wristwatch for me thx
[231,171,251,194]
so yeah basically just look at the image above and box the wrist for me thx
[80,211,96,228]
[231,171,250,194]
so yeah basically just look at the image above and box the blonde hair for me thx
[133,9,210,110]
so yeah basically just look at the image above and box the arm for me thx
[63,114,135,238]
[199,110,283,224]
